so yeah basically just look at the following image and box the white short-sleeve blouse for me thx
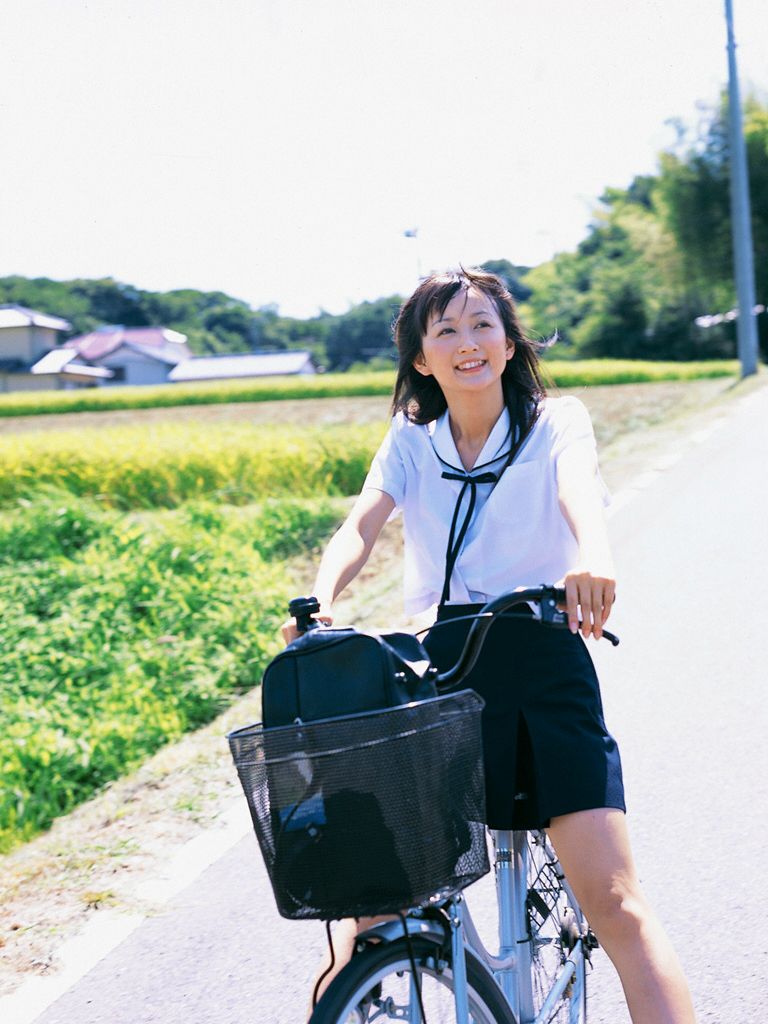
[363,396,608,615]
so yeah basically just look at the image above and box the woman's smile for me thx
[414,286,513,395]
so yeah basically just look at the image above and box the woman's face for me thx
[414,286,513,398]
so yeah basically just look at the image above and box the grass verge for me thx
[0,497,346,853]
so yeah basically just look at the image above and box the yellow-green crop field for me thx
[0,359,739,419]
[0,422,386,508]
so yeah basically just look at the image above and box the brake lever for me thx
[539,597,620,646]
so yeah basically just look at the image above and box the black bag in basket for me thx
[273,787,413,915]
[262,622,439,727]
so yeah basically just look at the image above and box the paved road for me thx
[26,384,768,1023]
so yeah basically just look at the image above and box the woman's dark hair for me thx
[392,267,548,457]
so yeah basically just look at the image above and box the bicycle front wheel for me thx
[310,934,518,1024]
[525,831,587,1023]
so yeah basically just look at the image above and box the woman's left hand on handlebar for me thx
[557,569,616,640]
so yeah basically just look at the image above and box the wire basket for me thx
[227,690,489,920]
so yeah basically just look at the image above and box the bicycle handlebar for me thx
[434,587,560,689]
[288,585,619,689]
[434,585,617,689]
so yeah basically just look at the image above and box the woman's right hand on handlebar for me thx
[280,606,333,645]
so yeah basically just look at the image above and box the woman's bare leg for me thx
[307,914,395,1019]
[547,808,696,1024]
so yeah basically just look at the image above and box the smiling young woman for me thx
[287,267,696,1023]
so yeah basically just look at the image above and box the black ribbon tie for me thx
[440,469,498,604]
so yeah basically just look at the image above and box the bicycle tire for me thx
[525,832,587,1023]
[309,934,518,1024]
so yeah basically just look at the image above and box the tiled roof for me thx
[168,351,315,382]
[120,340,185,365]
[0,305,71,332]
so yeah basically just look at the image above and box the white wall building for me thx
[21,318,319,391]
[0,305,72,391]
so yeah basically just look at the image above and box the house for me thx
[168,351,317,383]
[58,326,192,386]
[23,319,317,390]
[0,305,72,392]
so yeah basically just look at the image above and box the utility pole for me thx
[724,0,759,376]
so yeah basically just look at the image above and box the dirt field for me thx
[0,376,735,447]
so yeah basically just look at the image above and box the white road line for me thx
[135,798,251,904]
[1,913,145,1024]
[0,800,252,1024]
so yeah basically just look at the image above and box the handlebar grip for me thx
[435,584,617,689]
[288,596,321,634]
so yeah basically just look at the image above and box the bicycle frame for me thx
[361,828,587,1023]
[460,829,586,1024]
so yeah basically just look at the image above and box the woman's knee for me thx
[584,881,650,944]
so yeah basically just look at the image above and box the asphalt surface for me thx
[26,384,768,1024]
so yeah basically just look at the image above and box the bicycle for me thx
[305,585,619,1024]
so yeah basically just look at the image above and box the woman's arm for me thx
[280,488,396,643]
[556,446,616,640]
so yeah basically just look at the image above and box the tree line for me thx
[2,94,765,369]
[521,94,767,361]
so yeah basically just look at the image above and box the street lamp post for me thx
[724,0,760,376]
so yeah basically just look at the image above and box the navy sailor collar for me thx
[428,406,512,473]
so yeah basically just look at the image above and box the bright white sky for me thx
[1,0,766,318]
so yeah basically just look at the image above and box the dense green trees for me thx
[522,94,767,360]
[480,260,532,303]
[325,296,401,370]
[0,276,331,361]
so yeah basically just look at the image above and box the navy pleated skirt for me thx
[423,604,626,831]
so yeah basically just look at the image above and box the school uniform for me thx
[362,396,626,830]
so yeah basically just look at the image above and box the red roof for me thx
[64,327,188,363]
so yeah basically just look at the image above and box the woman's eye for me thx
[476,321,491,328]
[437,327,454,337]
